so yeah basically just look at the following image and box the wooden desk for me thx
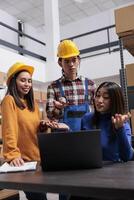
[0,162,134,199]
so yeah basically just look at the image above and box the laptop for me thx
[38,129,103,171]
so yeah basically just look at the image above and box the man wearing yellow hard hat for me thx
[46,40,96,131]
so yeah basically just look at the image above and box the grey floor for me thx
[19,191,59,200]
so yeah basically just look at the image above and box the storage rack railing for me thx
[0,21,46,61]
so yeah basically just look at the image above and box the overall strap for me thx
[56,80,65,97]
[85,78,88,102]
[57,78,88,101]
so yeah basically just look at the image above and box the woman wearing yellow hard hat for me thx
[46,40,96,131]
[1,62,65,200]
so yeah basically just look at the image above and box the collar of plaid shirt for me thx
[61,75,82,82]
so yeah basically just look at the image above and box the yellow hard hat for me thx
[7,62,34,85]
[57,40,80,58]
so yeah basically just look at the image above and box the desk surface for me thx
[0,162,134,199]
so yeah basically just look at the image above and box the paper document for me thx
[0,161,37,173]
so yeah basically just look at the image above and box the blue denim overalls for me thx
[56,78,90,131]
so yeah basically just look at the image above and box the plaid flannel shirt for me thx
[46,75,96,120]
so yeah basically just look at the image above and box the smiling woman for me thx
[16,71,32,99]
[1,62,48,200]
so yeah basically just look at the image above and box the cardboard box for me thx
[130,109,134,135]
[127,86,134,110]
[122,34,134,56]
[125,47,134,57]
[126,64,134,86]
[115,5,134,37]
[41,92,47,101]
[0,124,1,140]
[34,91,41,101]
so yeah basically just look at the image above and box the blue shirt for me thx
[81,112,134,162]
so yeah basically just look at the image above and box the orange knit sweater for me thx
[1,95,41,162]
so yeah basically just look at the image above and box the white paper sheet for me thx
[0,161,37,173]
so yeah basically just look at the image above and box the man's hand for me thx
[53,97,67,110]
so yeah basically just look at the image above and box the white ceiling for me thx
[0,0,133,29]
